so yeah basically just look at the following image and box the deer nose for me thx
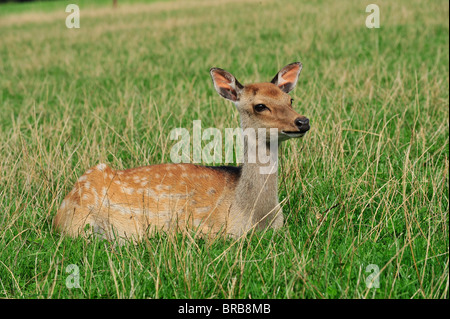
[295,117,310,133]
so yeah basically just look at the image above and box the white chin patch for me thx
[281,131,305,138]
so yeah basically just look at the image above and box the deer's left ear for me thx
[271,62,303,93]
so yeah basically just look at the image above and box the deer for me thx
[53,62,310,242]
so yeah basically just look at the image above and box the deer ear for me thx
[271,62,303,93]
[210,68,244,102]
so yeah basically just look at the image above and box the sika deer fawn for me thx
[53,62,310,241]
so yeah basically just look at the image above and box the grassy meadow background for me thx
[0,0,448,299]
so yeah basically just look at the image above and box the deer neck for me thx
[234,131,280,227]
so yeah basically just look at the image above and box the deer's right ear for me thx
[210,68,244,102]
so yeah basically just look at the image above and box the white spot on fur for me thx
[96,163,107,171]
[78,175,87,182]
[123,187,134,195]
[102,197,111,207]
[92,188,99,206]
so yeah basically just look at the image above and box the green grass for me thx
[0,0,168,16]
[0,0,448,299]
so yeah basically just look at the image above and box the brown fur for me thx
[54,163,240,240]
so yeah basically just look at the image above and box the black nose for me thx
[295,117,310,133]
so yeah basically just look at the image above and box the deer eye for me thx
[291,98,294,105]
[254,104,269,113]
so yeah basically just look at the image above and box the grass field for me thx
[0,0,448,299]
